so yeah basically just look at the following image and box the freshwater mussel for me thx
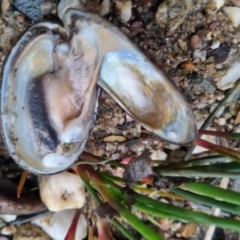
[1,3,196,174]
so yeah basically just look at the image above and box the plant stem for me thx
[199,130,240,140]
[64,209,81,240]
[194,139,240,163]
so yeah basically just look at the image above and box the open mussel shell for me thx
[64,9,196,144]
[99,50,196,143]
[1,22,98,174]
[1,9,196,175]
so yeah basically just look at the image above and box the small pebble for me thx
[193,49,207,62]
[190,35,202,49]
[1,225,16,235]
[39,1,55,15]
[235,111,240,124]
[130,142,145,154]
[97,149,105,156]
[235,127,240,133]
[112,117,119,125]
[187,71,203,84]
[205,1,216,13]
[136,123,141,133]
[229,103,239,116]
[114,0,132,23]
[215,118,226,126]
[231,0,240,7]
[110,153,120,160]
[16,14,25,23]
[150,150,167,160]
[205,62,214,72]
[215,0,225,10]
[209,44,230,64]
[119,117,125,125]
[100,0,110,16]
[179,223,198,239]
[217,62,240,90]
[210,41,220,49]
[209,21,220,30]
[224,112,232,120]
[106,142,117,152]
[213,70,226,80]
[126,114,134,122]
[130,21,143,32]
[181,61,195,73]
[178,39,187,51]
[232,38,238,44]
[1,0,10,16]
[206,31,212,40]
[223,7,240,27]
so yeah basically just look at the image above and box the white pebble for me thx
[216,117,226,126]
[39,171,85,212]
[150,150,167,160]
[210,41,220,49]
[223,7,240,27]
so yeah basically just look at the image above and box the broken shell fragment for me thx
[1,8,196,175]
[32,209,87,240]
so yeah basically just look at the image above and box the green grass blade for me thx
[99,172,126,183]
[181,182,240,206]
[160,155,230,170]
[134,203,240,231]
[118,205,163,240]
[79,165,162,240]
[112,218,137,240]
[81,178,102,205]
[162,162,240,172]
[157,169,240,178]
[171,188,240,214]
